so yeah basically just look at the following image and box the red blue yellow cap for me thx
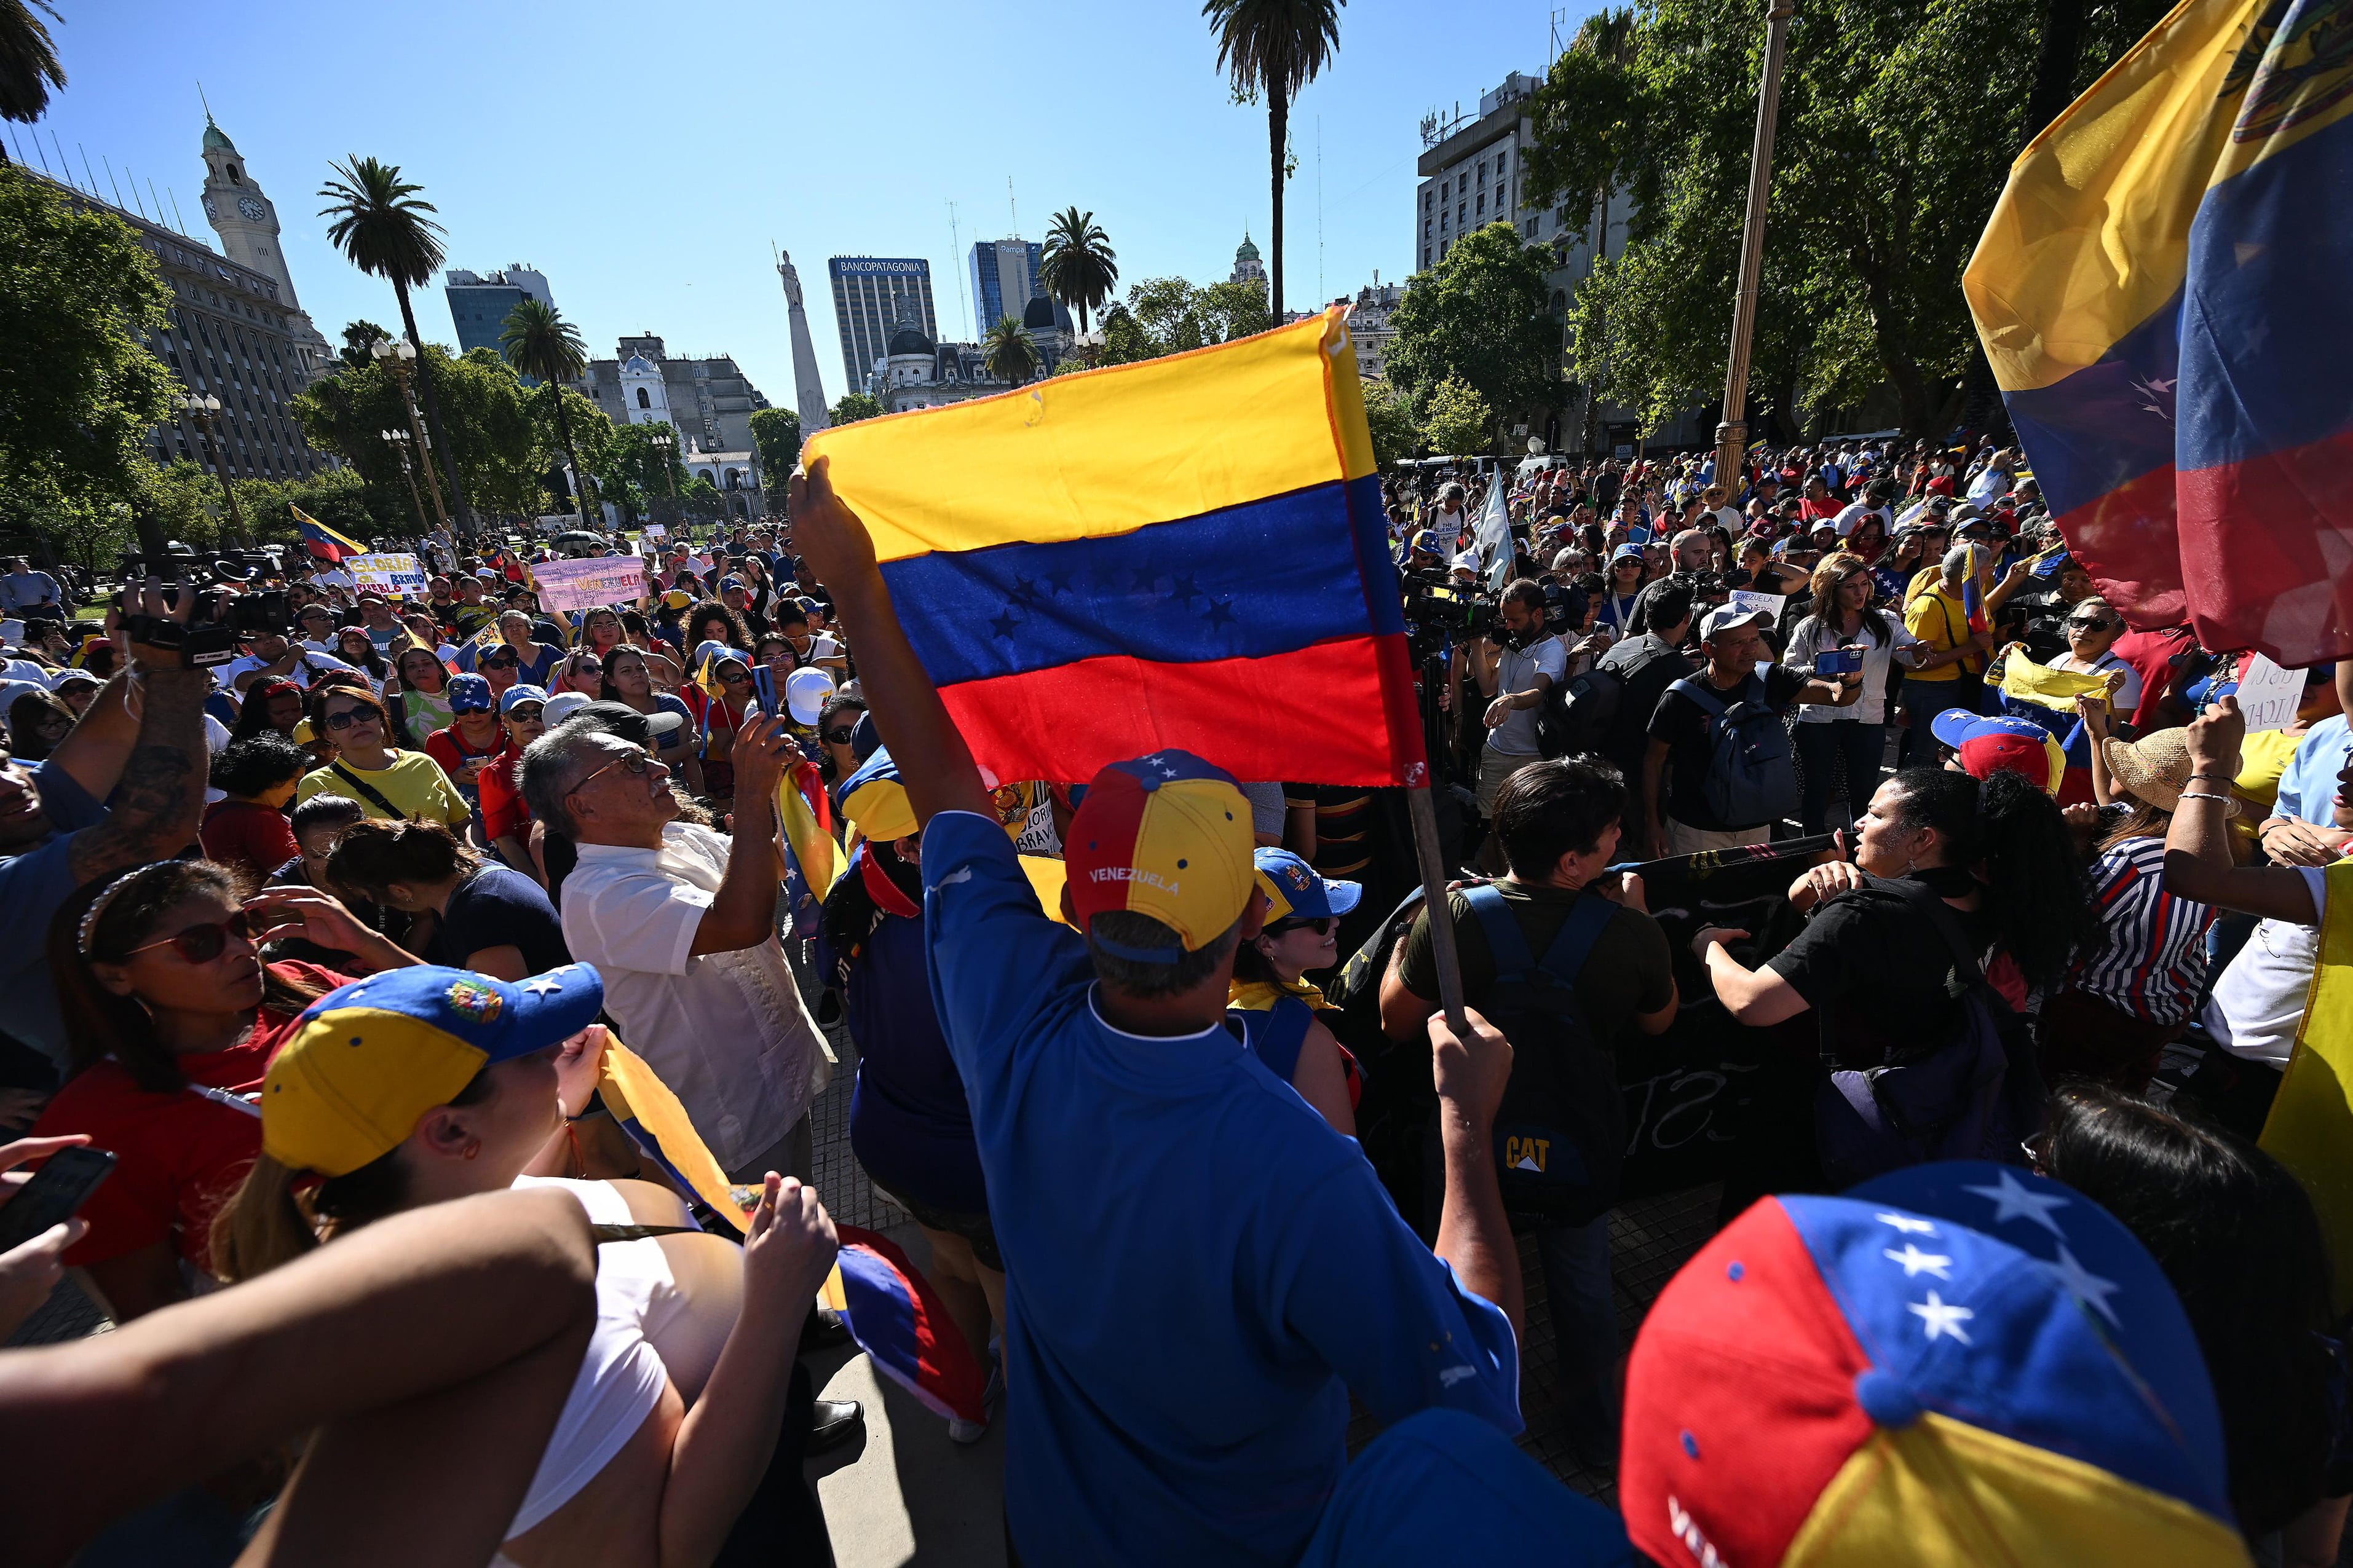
[1065,751,1255,959]
[1932,710,2067,795]
[262,964,605,1178]
[1621,1161,2243,1567]
[1254,847,1362,924]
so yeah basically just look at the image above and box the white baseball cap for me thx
[785,666,836,725]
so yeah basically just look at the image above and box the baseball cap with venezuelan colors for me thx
[1254,847,1362,924]
[1931,710,2067,795]
[839,747,918,843]
[261,964,606,1178]
[1621,1161,2243,1568]
[1065,751,1255,960]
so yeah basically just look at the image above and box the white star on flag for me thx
[1908,1291,1975,1344]
[1875,1211,1938,1236]
[2041,1244,2122,1328]
[1961,1170,2070,1239]
[1883,1243,1952,1280]
[522,976,565,996]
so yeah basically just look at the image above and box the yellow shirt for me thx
[1903,581,1980,682]
[297,751,470,829]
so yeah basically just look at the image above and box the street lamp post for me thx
[1713,0,1797,498]
[177,393,249,546]
[381,427,427,532]
[372,337,451,530]
[649,430,678,526]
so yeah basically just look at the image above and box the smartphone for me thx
[0,1146,116,1253]
[748,664,779,719]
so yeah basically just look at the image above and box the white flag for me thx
[1474,463,1514,594]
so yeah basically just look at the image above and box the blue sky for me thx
[20,0,1600,411]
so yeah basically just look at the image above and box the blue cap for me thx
[1609,543,1645,565]
[446,672,494,714]
[1410,529,1441,554]
[500,683,548,714]
[1254,847,1362,923]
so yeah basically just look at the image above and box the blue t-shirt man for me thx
[920,808,1520,1567]
[2272,714,2352,827]
[0,760,108,1074]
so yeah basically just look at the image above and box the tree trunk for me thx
[2020,0,2089,148]
[1269,93,1288,322]
[552,387,593,524]
[393,280,476,540]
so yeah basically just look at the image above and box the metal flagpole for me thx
[1404,777,1470,1036]
[1713,0,1797,493]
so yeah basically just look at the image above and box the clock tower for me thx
[199,114,332,376]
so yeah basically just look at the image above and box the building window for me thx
[1422,247,1431,268]
[1477,160,1487,184]
[1457,202,1466,224]
[1423,189,1433,210]
[1497,150,1508,176]
[636,387,651,409]
[1477,192,1485,214]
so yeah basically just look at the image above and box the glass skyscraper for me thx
[828,256,938,389]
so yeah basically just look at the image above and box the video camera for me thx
[118,548,291,643]
[1400,566,1498,656]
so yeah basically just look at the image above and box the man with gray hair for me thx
[520,710,828,1184]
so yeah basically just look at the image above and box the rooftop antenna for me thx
[77,143,101,199]
[122,162,151,220]
[1316,115,1325,306]
[148,175,168,230]
[168,187,189,234]
[44,128,68,186]
[1551,7,1569,67]
[198,80,213,123]
[21,126,49,178]
[949,199,971,339]
[101,153,127,211]
[1007,176,1017,236]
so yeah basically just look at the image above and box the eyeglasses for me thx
[721,670,751,685]
[567,749,654,798]
[1271,916,1337,936]
[822,726,858,746]
[123,910,253,964]
[505,705,545,722]
[479,653,519,668]
[2065,616,2118,631]
[322,707,378,731]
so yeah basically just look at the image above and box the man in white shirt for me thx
[1470,580,1568,872]
[522,709,828,1182]
[216,629,362,696]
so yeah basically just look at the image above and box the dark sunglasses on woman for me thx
[822,726,858,746]
[323,708,376,731]
[1270,916,1336,937]
[124,911,254,964]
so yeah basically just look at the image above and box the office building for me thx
[1343,280,1404,380]
[828,257,937,390]
[870,323,1016,415]
[444,266,555,362]
[577,334,772,457]
[967,237,1074,339]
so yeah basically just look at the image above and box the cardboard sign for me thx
[531,556,650,613]
[1726,588,1787,622]
[2236,652,2306,733]
[347,553,427,596]
[641,523,668,542]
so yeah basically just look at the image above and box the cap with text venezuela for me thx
[1064,751,1255,959]
[261,964,606,1178]
[1621,1161,2244,1568]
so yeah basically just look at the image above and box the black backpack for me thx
[1537,666,1619,759]
[1812,877,2047,1186]
[1664,672,1801,827]
[1461,885,1626,1226]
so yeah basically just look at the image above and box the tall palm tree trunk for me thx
[1268,92,1288,321]
[553,388,593,522]
[393,279,475,538]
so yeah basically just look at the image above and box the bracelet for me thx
[2188,771,2233,784]
[2176,791,2236,810]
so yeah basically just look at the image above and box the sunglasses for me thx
[2065,616,2118,631]
[1271,916,1337,936]
[506,705,545,722]
[721,670,752,684]
[822,726,858,746]
[322,707,378,731]
[124,910,253,964]
[480,653,519,668]
[567,749,654,797]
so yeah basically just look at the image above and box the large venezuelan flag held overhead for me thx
[1964,0,2353,667]
[801,307,1422,787]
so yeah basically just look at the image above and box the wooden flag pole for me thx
[1404,777,1469,1038]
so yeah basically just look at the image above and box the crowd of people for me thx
[0,425,2345,1567]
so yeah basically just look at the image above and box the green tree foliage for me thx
[1422,377,1494,457]
[0,167,178,510]
[1201,0,1345,321]
[0,1,65,132]
[1522,0,2171,438]
[1092,275,1273,366]
[500,297,595,518]
[748,407,802,478]
[339,318,392,370]
[1361,378,1420,467]
[983,316,1039,385]
[594,422,690,521]
[1383,222,1560,446]
[829,392,884,427]
[293,346,548,526]
[229,466,378,548]
[1040,207,1120,336]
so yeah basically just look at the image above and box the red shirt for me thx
[33,962,351,1269]
[479,752,531,841]
[198,799,299,880]
[2110,626,2197,730]
[424,722,507,789]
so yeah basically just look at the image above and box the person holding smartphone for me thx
[1788,551,1928,834]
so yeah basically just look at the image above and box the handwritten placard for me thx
[530,556,650,613]
[2236,652,2306,733]
[347,553,427,596]
[1726,588,1787,622]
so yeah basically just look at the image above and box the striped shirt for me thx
[2070,836,2218,1024]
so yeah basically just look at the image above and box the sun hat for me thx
[1254,848,1361,924]
[261,964,606,1178]
[2102,727,2226,816]
[1064,751,1256,959]
[541,691,595,727]
[1619,1161,2242,1568]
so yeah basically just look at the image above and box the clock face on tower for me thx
[237,195,267,223]
[200,194,217,222]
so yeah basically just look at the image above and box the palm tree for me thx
[318,156,475,536]
[1202,0,1344,323]
[983,316,1038,387]
[1040,207,1119,339]
[500,297,596,523]
[0,1,64,159]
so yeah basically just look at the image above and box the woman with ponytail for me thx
[1695,765,2099,1062]
[325,819,571,980]
[29,860,411,1320]
[210,963,844,1566]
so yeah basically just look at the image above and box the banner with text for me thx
[531,556,650,613]
[347,553,427,596]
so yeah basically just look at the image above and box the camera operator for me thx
[216,620,363,699]
[1468,580,1567,874]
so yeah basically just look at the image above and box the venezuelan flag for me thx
[1965,0,2353,666]
[2263,859,2353,1310]
[802,308,1421,787]
[292,506,365,564]
[776,757,839,894]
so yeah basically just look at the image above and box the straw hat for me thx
[2101,727,2234,815]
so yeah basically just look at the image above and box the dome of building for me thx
[619,353,658,376]
[203,116,237,153]
[887,323,935,357]
[1236,232,1261,263]
[1021,295,1057,330]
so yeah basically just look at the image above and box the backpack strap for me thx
[1532,894,1619,989]
[1462,884,1536,987]
[1665,676,1727,717]
[1871,873,1988,990]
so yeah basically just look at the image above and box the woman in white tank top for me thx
[211,963,840,1568]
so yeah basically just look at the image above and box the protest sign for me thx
[531,556,649,613]
[1726,588,1787,621]
[642,523,668,542]
[347,553,427,596]
[2236,652,2306,733]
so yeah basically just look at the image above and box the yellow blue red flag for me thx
[1964,0,2353,666]
[292,506,365,564]
[802,308,1423,786]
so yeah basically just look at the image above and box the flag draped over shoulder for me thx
[292,507,365,564]
[1964,0,2353,666]
[802,307,1424,787]
[2263,860,2353,1311]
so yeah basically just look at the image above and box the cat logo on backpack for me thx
[1503,1134,1551,1173]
